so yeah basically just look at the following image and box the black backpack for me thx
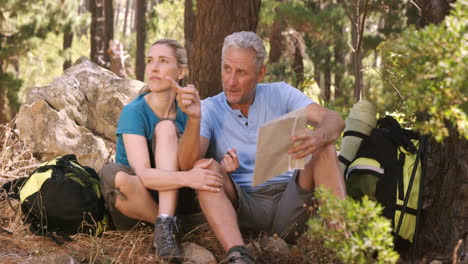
[1,154,110,244]
[342,116,427,254]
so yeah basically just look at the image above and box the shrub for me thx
[309,188,399,264]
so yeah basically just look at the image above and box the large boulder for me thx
[15,57,144,170]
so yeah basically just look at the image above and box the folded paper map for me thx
[253,107,312,186]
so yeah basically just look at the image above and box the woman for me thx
[100,39,223,262]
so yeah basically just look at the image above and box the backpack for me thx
[1,154,110,244]
[342,116,427,252]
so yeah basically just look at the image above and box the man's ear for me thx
[257,65,266,82]
[178,67,187,81]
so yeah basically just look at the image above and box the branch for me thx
[339,0,358,32]
[409,0,422,13]
[356,0,370,53]
[372,68,404,103]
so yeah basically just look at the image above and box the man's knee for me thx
[155,119,178,139]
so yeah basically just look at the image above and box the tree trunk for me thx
[418,0,451,27]
[131,0,136,32]
[63,29,74,71]
[184,0,195,62]
[351,8,362,102]
[334,32,345,99]
[190,0,261,99]
[290,32,304,87]
[123,0,131,36]
[414,127,468,262]
[323,53,331,102]
[104,0,114,65]
[135,0,147,81]
[313,63,321,92]
[269,20,283,63]
[90,0,113,69]
[409,1,466,262]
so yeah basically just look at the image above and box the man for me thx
[176,31,346,264]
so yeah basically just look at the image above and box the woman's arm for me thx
[124,134,185,191]
[124,134,222,192]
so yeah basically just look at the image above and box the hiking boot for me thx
[221,245,255,264]
[153,216,183,263]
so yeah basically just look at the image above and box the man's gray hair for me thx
[222,31,266,71]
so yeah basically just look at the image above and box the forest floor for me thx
[0,122,338,264]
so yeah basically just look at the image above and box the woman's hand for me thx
[220,148,239,174]
[167,77,201,119]
[183,159,223,192]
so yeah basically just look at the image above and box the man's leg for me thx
[195,159,244,251]
[297,144,346,199]
[270,144,346,242]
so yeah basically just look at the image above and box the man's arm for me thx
[178,117,210,170]
[288,103,345,158]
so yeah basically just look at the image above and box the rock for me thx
[15,57,144,170]
[26,254,79,264]
[247,236,289,255]
[182,242,217,264]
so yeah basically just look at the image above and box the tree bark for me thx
[418,0,451,27]
[63,30,74,71]
[189,0,261,99]
[323,53,331,102]
[290,32,304,87]
[123,0,131,36]
[90,0,113,69]
[135,0,147,81]
[409,1,466,262]
[104,0,114,65]
[184,0,195,62]
[334,28,345,99]
[414,127,468,262]
[269,19,283,63]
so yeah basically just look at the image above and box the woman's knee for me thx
[155,119,178,139]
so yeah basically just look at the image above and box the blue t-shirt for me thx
[201,82,314,191]
[115,93,188,167]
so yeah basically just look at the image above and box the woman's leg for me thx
[154,119,179,216]
[113,170,159,224]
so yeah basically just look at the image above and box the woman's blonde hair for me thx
[140,39,188,94]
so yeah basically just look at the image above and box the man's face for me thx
[221,46,265,106]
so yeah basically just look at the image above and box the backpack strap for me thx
[343,130,368,140]
[1,177,28,200]
[411,135,427,263]
[393,135,424,246]
[0,226,12,234]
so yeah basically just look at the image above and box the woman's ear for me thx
[177,67,187,81]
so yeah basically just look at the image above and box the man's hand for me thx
[183,159,223,192]
[167,77,201,119]
[288,128,328,159]
[220,148,239,174]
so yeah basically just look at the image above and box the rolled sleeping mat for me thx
[338,100,377,176]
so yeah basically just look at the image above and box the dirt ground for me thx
[0,122,335,264]
[0,198,334,264]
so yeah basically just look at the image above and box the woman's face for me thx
[145,44,184,93]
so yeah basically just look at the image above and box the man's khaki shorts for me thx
[234,171,317,243]
[100,163,202,230]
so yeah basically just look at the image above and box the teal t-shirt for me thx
[115,93,188,167]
